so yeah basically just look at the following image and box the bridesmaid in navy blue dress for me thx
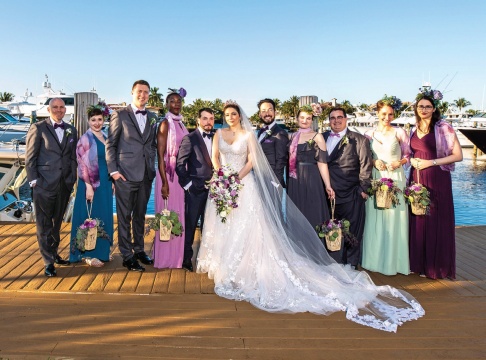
[70,107,113,264]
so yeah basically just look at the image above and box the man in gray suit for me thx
[324,107,373,268]
[106,80,158,272]
[26,98,78,277]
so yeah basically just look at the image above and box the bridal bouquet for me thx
[74,218,110,252]
[207,165,244,223]
[403,182,430,215]
[368,177,401,209]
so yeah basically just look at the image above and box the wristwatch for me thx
[432,159,437,166]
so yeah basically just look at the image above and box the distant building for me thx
[299,95,318,107]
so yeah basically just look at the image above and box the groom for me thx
[324,107,372,268]
[257,98,289,187]
[106,80,158,272]
[176,108,215,271]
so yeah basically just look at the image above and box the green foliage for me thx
[146,210,183,236]
[0,92,14,102]
[148,87,163,107]
[453,97,471,111]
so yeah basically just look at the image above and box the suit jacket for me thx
[106,105,157,182]
[324,129,373,204]
[176,130,213,193]
[260,124,289,187]
[25,119,78,190]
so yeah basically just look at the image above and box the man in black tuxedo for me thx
[324,107,372,268]
[25,98,78,277]
[257,99,289,187]
[106,80,158,272]
[176,108,215,271]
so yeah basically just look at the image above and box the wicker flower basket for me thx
[159,200,173,242]
[411,201,426,215]
[376,189,392,209]
[325,199,342,252]
[84,201,96,251]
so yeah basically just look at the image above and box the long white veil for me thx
[216,106,424,332]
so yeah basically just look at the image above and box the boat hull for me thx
[458,128,486,153]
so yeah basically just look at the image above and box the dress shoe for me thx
[123,258,145,272]
[45,264,57,277]
[182,260,193,272]
[54,255,70,266]
[135,251,154,265]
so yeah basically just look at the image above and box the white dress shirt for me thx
[258,121,277,142]
[326,128,348,154]
[51,117,65,142]
[131,103,146,133]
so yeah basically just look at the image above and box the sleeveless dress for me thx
[409,131,455,279]
[197,131,424,332]
[287,134,330,229]
[362,131,409,275]
[70,136,113,262]
[153,120,188,268]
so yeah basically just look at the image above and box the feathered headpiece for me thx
[86,101,110,119]
[167,87,187,98]
[416,86,443,107]
[380,95,403,111]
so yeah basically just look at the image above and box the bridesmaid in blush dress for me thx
[153,88,189,268]
[409,91,462,279]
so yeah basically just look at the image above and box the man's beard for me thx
[260,116,274,125]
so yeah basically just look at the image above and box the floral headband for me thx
[416,87,443,107]
[86,101,110,119]
[299,103,322,117]
[380,95,403,111]
[167,87,187,98]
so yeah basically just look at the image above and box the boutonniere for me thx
[306,139,315,147]
[65,128,72,137]
[265,129,272,136]
[150,118,156,126]
[342,135,349,145]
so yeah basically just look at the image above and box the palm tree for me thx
[453,97,471,111]
[339,100,355,115]
[437,101,450,115]
[148,87,163,107]
[289,95,300,119]
[272,98,281,112]
[0,92,14,102]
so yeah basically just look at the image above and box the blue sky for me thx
[2,0,485,113]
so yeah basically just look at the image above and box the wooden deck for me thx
[0,223,485,359]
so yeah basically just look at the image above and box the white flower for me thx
[220,211,227,218]
[266,129,272,136]
[65,128,72,137]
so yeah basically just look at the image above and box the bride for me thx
[197,101,424,332]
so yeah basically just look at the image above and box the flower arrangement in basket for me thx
[403,169,431,215]
[206,165,244,223]
[368,177,401,209]
[146,200,183,241]
[315,199,357,251]
[73,201,110,252]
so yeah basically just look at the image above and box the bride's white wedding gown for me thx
[197,131,424,332]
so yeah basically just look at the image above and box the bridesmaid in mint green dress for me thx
[362,99,411,275]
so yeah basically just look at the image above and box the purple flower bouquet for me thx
[74,218,110,252]
[404,182,430,215]
[368,177,402,209]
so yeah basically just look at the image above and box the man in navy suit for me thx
[176,108,215,271]
[257,99,289,187]
[324,107,373,268]
[25,98,78,277]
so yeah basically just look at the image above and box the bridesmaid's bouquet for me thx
[368,178,402,209]
[207,165,244,223]
[403,182,431,215]
[315,219,358,251]
[146,208,183,240]
[73,218,110,252]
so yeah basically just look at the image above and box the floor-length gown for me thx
[287,137,330,229]
[362,131,409,275]
[153,121,188,268]
[70,136,113,262]
[409,131,455,279]
[197,131,424,332]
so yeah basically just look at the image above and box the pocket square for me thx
[69,139,74,143]
[264,139,273,143]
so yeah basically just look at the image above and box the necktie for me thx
[135,110,147,115]
[329,132,340,138]
[53,122,65,130]
[203,132,213,139]
[258,126,269,137]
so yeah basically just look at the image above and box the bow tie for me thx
[53,122,65,130]
[258,126,269,137]
[329,132,340,138]
[135,110,147,116]
[202,132,213,139]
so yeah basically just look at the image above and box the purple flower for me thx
[178,88,187,98]
[433,90,443,100]
[230,190,237,197]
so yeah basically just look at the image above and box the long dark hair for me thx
[414,95,441,133]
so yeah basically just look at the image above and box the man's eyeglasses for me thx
[417,105,433,110]
[329,116,345,121]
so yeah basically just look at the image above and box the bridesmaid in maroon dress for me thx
[409,91,463,279]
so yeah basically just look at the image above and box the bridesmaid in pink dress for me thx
[153,88,189,268]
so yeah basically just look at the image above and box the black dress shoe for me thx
[45,264,57,277]
[54,255,70,266]
[182,260,193,272]
[123,258,145,272]
[135,251,154,265]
